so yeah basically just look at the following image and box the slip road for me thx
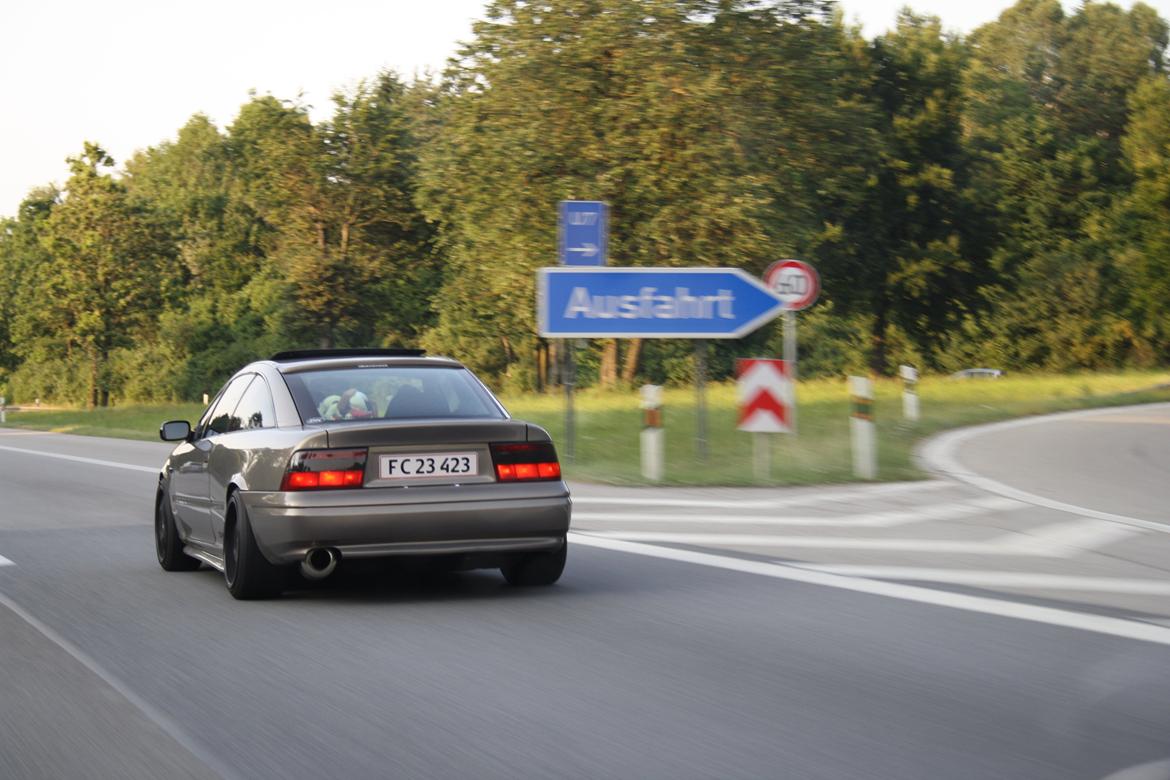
[1,412,1169,779]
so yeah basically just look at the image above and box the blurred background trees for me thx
[1,0,1167,404]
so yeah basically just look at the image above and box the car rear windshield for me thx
[283,366,506,424]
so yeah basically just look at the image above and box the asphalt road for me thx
[1,406,1169,779]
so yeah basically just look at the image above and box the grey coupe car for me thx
[155,349,571,599]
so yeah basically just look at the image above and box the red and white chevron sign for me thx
[736,359,793,433]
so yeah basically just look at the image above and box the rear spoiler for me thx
[270,348,425,362]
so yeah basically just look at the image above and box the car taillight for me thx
[490,442,561,482]
[281,448,368,491]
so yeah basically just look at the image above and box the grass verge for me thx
[2,371,1168,486]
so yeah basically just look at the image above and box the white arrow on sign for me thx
[567,243,599,257]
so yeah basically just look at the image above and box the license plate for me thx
[379,452,478,480]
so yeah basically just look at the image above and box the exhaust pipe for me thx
[300,547,338,580]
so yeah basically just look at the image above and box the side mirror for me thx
[160,420,192,442]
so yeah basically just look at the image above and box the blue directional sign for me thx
[537,267,785,338]
[558,200,608,266]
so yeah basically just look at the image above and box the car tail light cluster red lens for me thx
[490,442,561,482]
[281,448,368,491]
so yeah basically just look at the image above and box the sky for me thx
[2,0,1168,219]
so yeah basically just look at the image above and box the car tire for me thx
[155,488,200,572]
[501,541,567,587]
[223,492,284,600]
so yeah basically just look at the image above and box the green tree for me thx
[30,143,177,407]
[229,77,436,350]
[958,0,1168,368]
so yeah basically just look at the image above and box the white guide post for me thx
[753,432,770,483]
[849,375,877,480]
[900,364,919,422]
[0,395,6,424]
[640,384,664,482]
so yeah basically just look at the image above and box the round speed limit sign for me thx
[763,259,819,311]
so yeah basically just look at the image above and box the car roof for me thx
[259,349,465,375]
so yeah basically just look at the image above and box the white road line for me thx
[0,444,158,474]
[570,480,952,510]
[789,565,1170,596]
[1099,757,1170,780]
[586,517,1137,557]
[0,554,13,567]
[998,518,1138,555]
[583,531,1009,553]
[574,496,1020,527]
[568,532,1170,647]
[0,591,240,780]
[918,402,1170,534]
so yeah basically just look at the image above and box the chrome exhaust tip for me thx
[300,547,338,580]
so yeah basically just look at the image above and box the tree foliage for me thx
[1,1,1169,404]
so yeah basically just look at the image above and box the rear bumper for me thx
[240,482,571,565]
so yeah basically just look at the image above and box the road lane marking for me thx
[1100,757,1170,780]
[918,402,1170,534]
[571,480,952,509]
[998,518,1138,555]
[587,517,1136,557]
[0,444,158,474]
[0,554,12,567]
[574,496,1020,527]
[0,590,240,780]
[568,532,1170,647]
[789,565,1170,596]
[583,531,1015,553]
[0,430,53,436]
[1072,415,1170,425]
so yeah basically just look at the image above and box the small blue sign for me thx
[537,267,785,338]
[559,201,608,266]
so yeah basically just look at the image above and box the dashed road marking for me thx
[587,517,1138,557]
[0,554,12,567]
[790,565,1170,596]
[574,496,1020,527]
[571,480,952,510]
[569,532,1170,647]
[0,444,158,474]
[998,517,1139,555]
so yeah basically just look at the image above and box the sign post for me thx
[640,384,664,481]
[0,395,6,424]
[849,375,877,479]
[694,340,708,461]
[783,310,797,433]
[737,359,792,483]
[900,364,919,422]
[556,201,609,461]
[563,345,576,461]
[763,260,819,437]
